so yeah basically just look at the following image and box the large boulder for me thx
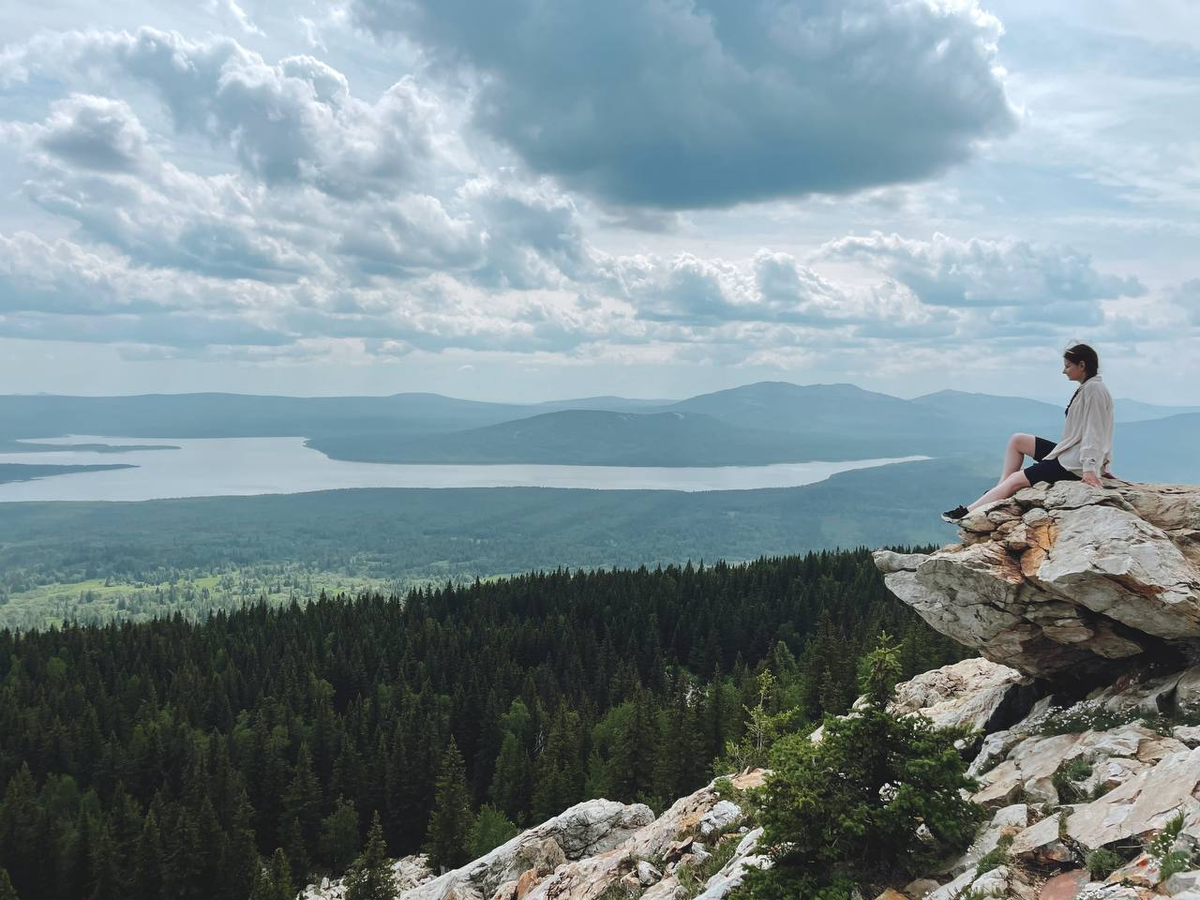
[874,481,1200,678]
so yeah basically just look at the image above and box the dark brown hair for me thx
[1064,343,1099,379]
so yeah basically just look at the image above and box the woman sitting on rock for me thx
[942,343,1115,523]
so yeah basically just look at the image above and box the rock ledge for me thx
[875,481,1200,677]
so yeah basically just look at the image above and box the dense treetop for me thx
[0,550,966,900]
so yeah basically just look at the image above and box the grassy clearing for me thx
[0,568,408,631]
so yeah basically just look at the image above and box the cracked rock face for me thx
[874,481,1200,677]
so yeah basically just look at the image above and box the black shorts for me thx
[1023,436,1080,486]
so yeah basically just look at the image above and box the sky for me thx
[0,0,1197,404]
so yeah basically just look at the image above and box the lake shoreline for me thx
[0,434,930,502]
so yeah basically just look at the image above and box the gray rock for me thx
[1166,871,1200,896]
[887,658,1034,735]
[636,860,663,886]
[874,482,1200,677]
[940,803,1029,876]
[699,800,741,837]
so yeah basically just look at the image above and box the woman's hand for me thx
[1082,472,1102,487]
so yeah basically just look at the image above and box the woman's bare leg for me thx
[1001,433,1037,481]
[968,470,1031,512]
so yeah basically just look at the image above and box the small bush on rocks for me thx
[741,635,983,900]
[1085,848,1124,880]
[1029,702,1138,736]
[1051,758,1094,803]
[975,834,1015,877]
[1146,813,1196,884]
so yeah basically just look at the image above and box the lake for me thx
[0,435,929,501]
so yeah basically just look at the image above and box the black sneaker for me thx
[941,505,969,523]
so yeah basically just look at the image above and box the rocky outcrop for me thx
[303,771,766,900]
[878,660,1200,900]
[875,481,1200,678]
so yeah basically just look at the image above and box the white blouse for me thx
[1045,375,1114,477]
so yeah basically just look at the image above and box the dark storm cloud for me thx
[352,0,1017,209]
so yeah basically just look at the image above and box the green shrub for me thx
[676,837,740,898]
[975,834,1014,877]
[1050,757,1094,803]
[1031,704,1137,736]
[1146,813,1196,884]
[1085,847,1124,880]
[741,635,983,899]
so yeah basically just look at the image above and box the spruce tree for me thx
[249,847,295,900]
[0,868,18,900]
[531,708,584,823]
[281,744,322,853]
[423,738,473,873]
[86,818,122,900]
[0,764,41,899]
[320,797,361,874]
[344,812,396,900]
[130,809,164,900]
[468,805,519,859]
[744,636,982,898]
[488,732,531,825]
[282,815,309,890]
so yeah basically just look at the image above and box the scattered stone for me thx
[1164,870,1200,895]
[641,877,686,900]
[1039,870,1091,900]
[1067,747,1200,849]
[699,800,741,836]
[1010,813,1074,865]
[941,803,1029,875]
[636,860,662,886]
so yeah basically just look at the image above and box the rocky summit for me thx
[874,481,1200,678]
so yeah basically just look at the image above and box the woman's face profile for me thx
[1062,357,1087,382]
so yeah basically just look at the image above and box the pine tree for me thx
[0,868,18,900]
[320,797,361,874]
[743,636,982,898]
[0,764,42,899]
[130,809,164,900]
[531,708,584,823]
[282,815,309,890]
[281,743,322,853]
[344,812,396,900]
[423,738,473,874]
[249,847,295,900]
[468,805,518,859]
[488,732,531,825]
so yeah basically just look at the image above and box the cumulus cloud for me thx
[352,0,1017,209]
[33,94,150,172]
[3,28,448,197]
[821,232,1145,318]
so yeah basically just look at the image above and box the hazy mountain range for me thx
[1,382,1196,482]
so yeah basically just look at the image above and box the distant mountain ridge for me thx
[2,382,1197,478]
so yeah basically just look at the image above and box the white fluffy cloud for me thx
[821,232,1144,317]
[0,15,1193,391]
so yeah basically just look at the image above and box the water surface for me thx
[0,435,929,501]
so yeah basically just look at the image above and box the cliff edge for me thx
[874,481,1200,678]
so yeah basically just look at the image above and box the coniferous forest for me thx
[0,551,967,899]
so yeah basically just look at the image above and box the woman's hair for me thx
[1064,343,1099,379]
